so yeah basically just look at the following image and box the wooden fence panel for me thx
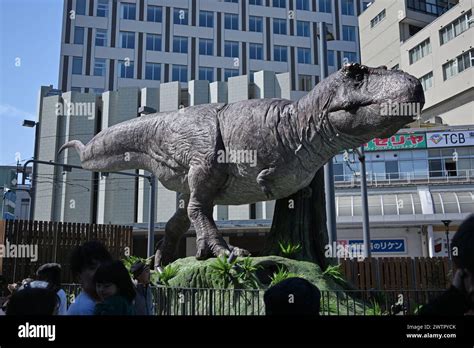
[1,220,133,284]
[337,256,453,290]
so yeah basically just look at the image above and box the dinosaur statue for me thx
[59,63,424,266]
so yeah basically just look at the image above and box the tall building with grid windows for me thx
[59,0,370,95]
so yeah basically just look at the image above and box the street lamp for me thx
[22,119,40,220]
[441,220,452,260]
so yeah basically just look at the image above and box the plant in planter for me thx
[278,241,302,259]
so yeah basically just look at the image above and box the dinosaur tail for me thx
[58,140,86,161]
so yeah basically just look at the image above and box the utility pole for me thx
[319,21,337,246]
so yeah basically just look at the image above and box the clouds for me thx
[0,103,35,121]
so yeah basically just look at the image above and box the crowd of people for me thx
[1,241,154,316]
[0,214,473,316]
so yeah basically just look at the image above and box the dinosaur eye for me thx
[354,73,364,81]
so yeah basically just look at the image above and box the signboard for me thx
[365,133,426,151]
[426,130,474,148]
[348,239,406,253]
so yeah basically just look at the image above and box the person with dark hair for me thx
[6,281,59,315]
[419,214,474,315]
[264,277,321,315]
[67,241,112,315]
[131,261,154,315]
[94,260,136,315]
[37,263,67,315]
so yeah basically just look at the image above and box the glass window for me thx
[199,11,213,28]
[224,41,239,58]
[298,75,312,92]
[225,13,239,30]
[273,18,287,35]
[319,0,331,13]
[342,0,354,15]
[370,9,386,28]
[121,3,136,20]
[172,64,187,82]
[97,0,109,17]
[120,31,135,49]
[274,45,288,62]
[249,43,263,60]
[297,21,310,37]
[94,58,106,76]
[199,38,213,56]
[145,63,161,80]
[443,59,457,80]
[146,34,161,51]
[199,67,214,82]
[343,52,357,63]
[297,47,311,64]
[76,0,86,15]
[327,50,335,66]
[419,72,433,91]
[119,60,134,78]
[95,29,107,46]
[250,0,263,5]
[147,5,162,22]
[224,69,239,81]
[273,0,286,8]
[409,39,431,65]
[385,161,399,179]
[342,25,356,41]
[74,27,84,44]
[174,8,188,25]
[249,16,263,32]
[334,163,344,182]
[173,36,188,53]
[72,57,82,75]
[439,11,472,45]
[429,159,443,177]
[383,195,398,215]
[296,0,309,11]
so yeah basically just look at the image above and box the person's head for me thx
[94,260,136,303]
[69,241,112,298]
[130,261,150,285]
[451,214,474,307]
[264,277,321,315]
[6,281,59,315]
[36,263,62,292]
[452,215,474,274]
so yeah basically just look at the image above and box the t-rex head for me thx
[301,63,425,142]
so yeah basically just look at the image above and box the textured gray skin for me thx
[59,64,425,266]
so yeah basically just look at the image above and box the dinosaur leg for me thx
[154,193,191,267]
[187,165,250,259]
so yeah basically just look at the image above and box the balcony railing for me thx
[335,169,474,188]
[406,0,455,17]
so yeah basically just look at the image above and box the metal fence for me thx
[62,284,445,316]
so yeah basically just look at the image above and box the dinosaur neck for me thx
[291,81,367,169]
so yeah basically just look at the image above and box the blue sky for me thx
[0,0,63,165]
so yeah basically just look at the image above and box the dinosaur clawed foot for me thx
[154,238,179,268]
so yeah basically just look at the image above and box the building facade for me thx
[359,0,473,125]
[59,0,369,96]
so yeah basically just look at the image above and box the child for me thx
[131,261,154,315]
[93,260,136,315]
[6,281,59,315]
[67,241,112,315]
[36,263,67,315]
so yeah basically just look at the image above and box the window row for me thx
[75,0,372,23]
